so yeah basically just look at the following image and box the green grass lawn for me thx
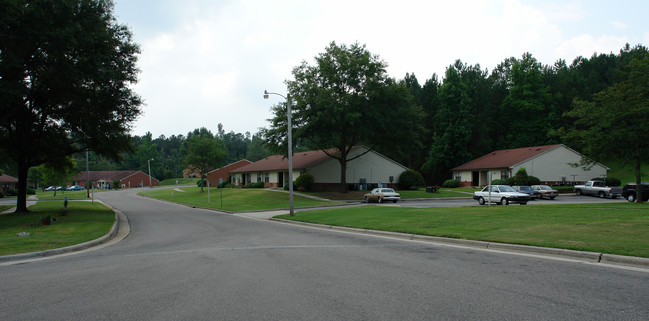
[0,201,115,256]
[140,187,342,212]
[605,158,649,184]
[277,203,649,258]
[0,204,14,212]
[159,178,199,186]
[35,189,92,200]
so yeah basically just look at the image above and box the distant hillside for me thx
[604,158,649,185]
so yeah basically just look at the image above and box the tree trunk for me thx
[15,158,29,213]
[339,158,348,193]
[635,157,643,203]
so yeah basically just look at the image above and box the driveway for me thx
[1,189,647,320]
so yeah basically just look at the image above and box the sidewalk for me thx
[1,195,38,214]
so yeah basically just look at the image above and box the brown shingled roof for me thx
[451,144,562,171]
[0,174,18,183]
[231,148,356,173]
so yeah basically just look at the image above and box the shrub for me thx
[295,174,315,191]
[113,180,121,189]
[246,181,265,188]
[442,179,460,188]
[526,175,541,185]
[491,179,509,185]
[398,170,425,190]
[26,187,36,195]
[6,188,17,196]
[197,179,206,187]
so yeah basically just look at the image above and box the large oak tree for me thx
[0,0,142,212]
[265,42,422,192]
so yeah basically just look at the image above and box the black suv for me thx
[622,182,649,202]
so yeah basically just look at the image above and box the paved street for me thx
[1,189,648,320]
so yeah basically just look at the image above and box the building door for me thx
[278,172,284,187]
[472,171,479,186]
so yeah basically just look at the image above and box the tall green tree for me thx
[0,0,142,212]
[498,53,557,148]
[268,42,420,192]
[184,135,227,192]
[423,64,473,182]
[564,53,649,202]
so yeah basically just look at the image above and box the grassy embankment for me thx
[139,186,342,212]
[0,201,114,256]
[277,203,649,257]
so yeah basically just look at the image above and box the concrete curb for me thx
[0,203,127,263]
[269,218,649,268]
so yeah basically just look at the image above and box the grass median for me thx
[277,203,649,258]
[0,201,115,256]
[139,187,342,212]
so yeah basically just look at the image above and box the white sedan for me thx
[473,185,530,205]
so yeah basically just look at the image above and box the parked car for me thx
[55,186,64,191]
[512,186,541,199]
[66,185,84,191]
[531,185,559,200]
[45,186,57,191]
[574,180,622,199]
[363,188,401,203]
[622,182,649,202]
[473,185,530,205]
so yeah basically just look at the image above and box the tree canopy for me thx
[269,41,422,192]
[0,0,142,212]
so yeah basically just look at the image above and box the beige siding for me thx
[310,147,408,184]
[513,146,607,184]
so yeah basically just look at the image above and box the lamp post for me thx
[264,90,294,216]
[148,159,153,188]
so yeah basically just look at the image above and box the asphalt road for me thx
[1,189,648,320]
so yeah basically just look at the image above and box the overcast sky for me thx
[113,0,649,138]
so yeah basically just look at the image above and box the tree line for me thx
[263,41,648,189]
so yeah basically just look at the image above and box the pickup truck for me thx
[622,182,649,202]
[574,181,622,199]
[473,185,530,205]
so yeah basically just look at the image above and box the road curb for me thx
[269,218,649,268]
[0,203,127,263]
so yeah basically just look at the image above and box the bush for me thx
[246,181,265,188]
[526,175,541,185]
[442,179,460,188]
[6,188,17,196]
[398,170,425,190]
[295,174,315,191]
[26,187,35,195]
[491,179,509,185]
[113,180,121,189]
[197,179,206,187]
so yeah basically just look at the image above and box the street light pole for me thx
[264,90,294,216]
[148,159,153,188]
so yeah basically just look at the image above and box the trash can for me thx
[426,186,434,193]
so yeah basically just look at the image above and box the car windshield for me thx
[381,189,395,193]
[499,185,516,192]
[538,186,552,190]
[519,186,532,191]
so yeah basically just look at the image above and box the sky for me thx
[112,0,649,138]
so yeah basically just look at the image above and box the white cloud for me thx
[611,20,627,30]
[117,0,648,137]
[555,34,629,61]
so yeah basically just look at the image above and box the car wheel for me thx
[392,200,398,203]
[478,197,485,205]
[576,189,582,196]
[599,191,606,198]
[550,196,556,200]
[363,196,369,203]
[627,193,636,202]
[377,196,382,203]
[500,197,509,205]
[520,202,527,205]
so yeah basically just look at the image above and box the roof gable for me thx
[452,144,563,171]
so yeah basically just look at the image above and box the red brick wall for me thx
[119,171,159,188]
[206,160,252,187]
